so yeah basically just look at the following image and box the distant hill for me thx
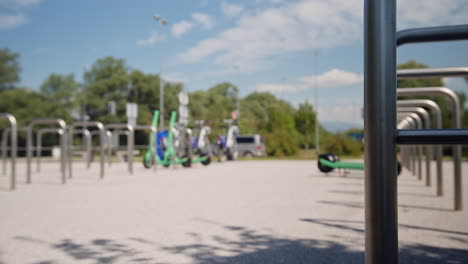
[322,121,363,133]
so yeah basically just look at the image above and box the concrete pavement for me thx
[0,160,467,263]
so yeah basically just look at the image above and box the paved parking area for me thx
[0,159,467,263]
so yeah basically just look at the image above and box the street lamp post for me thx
[153,14,168,130]
[232,64,240,121]
[314,51,320,154]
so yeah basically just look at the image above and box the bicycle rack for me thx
[398,107,431,181]
[69,121,106,179]
[397,87,462,206]
[104,124,134,174]
[364,1,468,259]
[397,100,442,193]
[27,118,67,184]
[2,126,26,177]
[397,112,423,177]
[71,129,92,169]
[36,128,64,172]
[0,113,17,190]
[397,116,416,171]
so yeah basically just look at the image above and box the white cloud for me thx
[254,69,363,93]
[256,83,299,93]
[0,13,26,30]
[171,20,193,38]
[299,69,363,88]
[164,72,189,84]
[221,1,244,17]
[192,12,214,29]
[177,0,468,73]
[136,31,164,46]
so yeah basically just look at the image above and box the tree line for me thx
[6,48,466,157]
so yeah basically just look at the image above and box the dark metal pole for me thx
[364,0,398,263]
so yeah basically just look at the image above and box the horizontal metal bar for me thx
[396,129,468,145]
[397,25,468,46]
[397,67,468,79]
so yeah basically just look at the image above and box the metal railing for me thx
[364,1,468,260]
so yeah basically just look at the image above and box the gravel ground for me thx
[0,159,467,264]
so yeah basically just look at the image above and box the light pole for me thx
[232,64,240,121]
[314,51,320,155]
[153,14,168,130]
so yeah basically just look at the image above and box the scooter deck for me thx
[319,158,365,170]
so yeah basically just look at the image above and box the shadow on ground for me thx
[14,220,365,264]
[300,218,468,263]
[11,218,468,264]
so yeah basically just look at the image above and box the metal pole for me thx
[364,0,398,262]
[106,130,112,167]
[2,129,8,175]
[397,87,462,210]
[0,114,17,190]
[397,100,443,194]
[314,51,320,154]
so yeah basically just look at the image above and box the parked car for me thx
[236,134,266,157]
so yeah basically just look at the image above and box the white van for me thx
[236,134,266,157]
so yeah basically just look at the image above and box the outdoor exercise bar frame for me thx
[36,128,65,172]
[397,87,462,210]
[0,113,17,190]
[27,118,67,184]
[364,1,468,260]
[397,100,443,194]
[398,107,431,181]
[104,124,134,174]
[69,121,105,179]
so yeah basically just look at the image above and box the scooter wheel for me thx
[143,155,154,169]
[201,155,211,166]
[182,156,192,168]
[317,153,336,173]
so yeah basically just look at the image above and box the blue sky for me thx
[1,0,467,128]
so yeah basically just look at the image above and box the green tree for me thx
[0,48,21,90]
[83,57,130,123]
[40,73,80,111]
[294,101,317,149]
